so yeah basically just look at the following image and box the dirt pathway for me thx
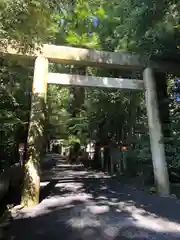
[5,154,180,239]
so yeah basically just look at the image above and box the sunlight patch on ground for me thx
[41,168,111,181]
[116,201,180,234]
[133,210,180,234]
[55,182,84,192]
[11,189,180,239]
[40,181,50,187]
[9,154,180,239]
[86,205,110,214]
[64,198,180,238]
[13,193,93,219]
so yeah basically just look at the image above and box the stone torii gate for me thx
[1,42,179,206]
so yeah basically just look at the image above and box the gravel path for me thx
[4,154,180,239]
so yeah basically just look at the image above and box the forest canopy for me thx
[0,0,180,173]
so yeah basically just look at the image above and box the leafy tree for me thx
[0,0,61,51]
[1,0,180,202]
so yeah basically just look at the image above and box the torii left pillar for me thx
[21,57,48,207]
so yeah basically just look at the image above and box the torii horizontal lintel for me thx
[47,73,144,90]
[0,40,179,73]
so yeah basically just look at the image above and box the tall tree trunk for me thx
[126,92,137,176]
[68,66,86,121]
[154,72,170,141]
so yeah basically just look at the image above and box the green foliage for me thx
[0,58,32,170]
[0,0,60,170]
[1,0,180,177]
[0,0,59,51]
[47,85,69,139]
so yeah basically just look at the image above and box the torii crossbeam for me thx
[0,40,172,206]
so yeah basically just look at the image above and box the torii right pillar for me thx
[143,68,170,197]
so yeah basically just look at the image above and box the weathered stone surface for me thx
[1,40,180,73]
[47,73,144,90]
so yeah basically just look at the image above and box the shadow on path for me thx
[39,180,59,202]
[5,154,180,240]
